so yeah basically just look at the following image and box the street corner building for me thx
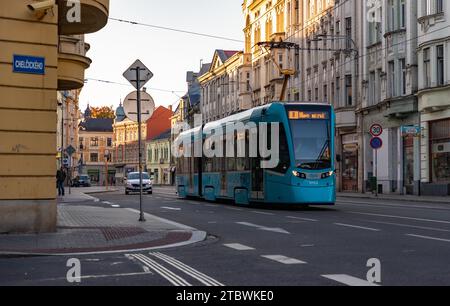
[0,0,110,233]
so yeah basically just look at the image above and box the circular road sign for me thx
[123,90,155,123]
[370,137,383,150]
[370,124,383,137]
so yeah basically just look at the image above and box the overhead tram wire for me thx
[109,17,244,43]
[84,78,185,94]
[288,24,450,91]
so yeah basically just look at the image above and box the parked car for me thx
[72,175,91,187]
[125,172,153,195]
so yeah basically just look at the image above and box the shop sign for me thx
[401,125,421,137]
[13,55,45,75]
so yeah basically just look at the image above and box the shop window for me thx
[430,119,450,183]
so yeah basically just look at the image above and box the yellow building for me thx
[0,0,109,233]
[112,113,147,184]
[242,0,289,105]
[198,50,252,123]
[146,129,172,185]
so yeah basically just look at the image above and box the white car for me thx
[125,172,153,195]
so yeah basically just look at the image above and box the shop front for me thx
[430,119,450,185]
[341,134,359,192]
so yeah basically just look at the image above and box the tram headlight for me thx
[292,170,306,179]
[321,171,334,179]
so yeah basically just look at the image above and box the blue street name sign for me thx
[13,55,45,75]
[370,137,383,150]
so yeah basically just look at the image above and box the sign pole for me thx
[135,67,145,222]
[374,149,378,197]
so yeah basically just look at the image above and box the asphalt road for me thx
[1,187,450,286]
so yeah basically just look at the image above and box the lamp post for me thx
[104,149,110,191]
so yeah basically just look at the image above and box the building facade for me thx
[199,50,252,123]
[243,0,292,106]
[0,0,109,233]
[417,0,450,195]
[359,0,421,195]
[56,90,82,178]
[147,129,172,185]
[78,106,114,186]
[112,115,147,185]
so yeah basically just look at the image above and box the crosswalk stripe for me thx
[150,252,224,286]
[261,255,306,264]
[128,254,192,286]
[223,243,255,251]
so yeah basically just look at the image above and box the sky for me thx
[79,0,244,112]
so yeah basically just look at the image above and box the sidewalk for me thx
[57,186,118,204]
[0,204,206,256]
[338,192,450,204]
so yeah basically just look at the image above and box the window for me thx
[107,137,112,147]
[437,45,444,86]
[389,61,396,97]
[369,71,376,105]
[345,75,352,106]
[90,137,99,147]
[436,0,443,13]
[424,48,431,88]
[400,0,406,28]
[400,58,407,95]
[90,153,98,162]
[345,18,352,50]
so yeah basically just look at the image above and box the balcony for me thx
[58,0,109,35]
[58,35,92,90]
[335,107,357,129]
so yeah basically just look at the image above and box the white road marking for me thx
[129,254,192,286]
[364,220,450,232]
[322,274,380,286]
[334,223,380,232]
[226,207,243,211]
[161,207,181,211]
[349,211,450,225]
[261,255,306,264]
[102,201,113,205]
[111,204,121,208]
[406,234,450,243]
[36,272,153,282]
[237,222,290,234]
[286,216,318,222]
[251,211,275,216]
[223,243,255,251]
[150,252,224,286]
[337,199,450,211]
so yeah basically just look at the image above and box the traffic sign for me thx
[370,137,383,150]
[123,90,155,122]
[123,59,153,90]
[370,124,383,137]
[65,145,76,156]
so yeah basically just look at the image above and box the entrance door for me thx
[403,136,414,195]
[342,144,358,192]
[251,158,264,199]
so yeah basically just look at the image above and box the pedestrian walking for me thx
[56,167,67,196]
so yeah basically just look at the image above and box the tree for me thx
[90,106,115,119]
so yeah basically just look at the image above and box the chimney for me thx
[168,105,172,112]
[142,87,147,92]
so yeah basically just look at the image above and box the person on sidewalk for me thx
[56,167,67,196]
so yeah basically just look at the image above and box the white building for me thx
[417,0,450,195]
[286,0,364,192]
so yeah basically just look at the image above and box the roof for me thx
[146,106,173,141]
[217,50,239,62]
[149,128,171,141]
[79,118,114,132]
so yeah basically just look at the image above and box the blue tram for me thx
[175,102,336,206]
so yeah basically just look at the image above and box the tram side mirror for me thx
[336,154,342,162]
